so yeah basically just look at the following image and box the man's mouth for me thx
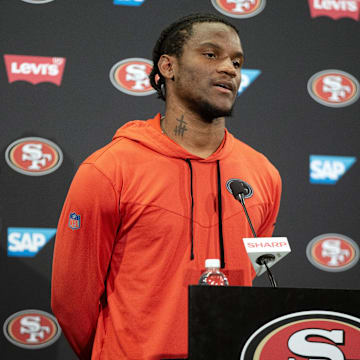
[213,81,234,93]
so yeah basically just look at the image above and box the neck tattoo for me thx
[173,115,187,137]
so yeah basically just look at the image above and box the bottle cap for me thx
[205,259,220,268]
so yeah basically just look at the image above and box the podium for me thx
[187,285,360,360]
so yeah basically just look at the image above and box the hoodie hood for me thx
[112,113,235,162]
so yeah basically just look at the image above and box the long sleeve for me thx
[51,163,120,359]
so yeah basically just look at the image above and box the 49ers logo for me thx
[307,70,359,107]
[306,233,359,272]
[5,137,63,176]
[211,0,266,18]
[240,311,360,359]
[4,55,66,86]
[109,58,156,96]
[3,309,61,349]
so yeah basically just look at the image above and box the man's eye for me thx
[204,53,216,58]
[233,60,241,69]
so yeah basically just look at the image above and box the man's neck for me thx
[162,104,226,159]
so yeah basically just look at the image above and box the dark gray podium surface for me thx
[188,286,360,360]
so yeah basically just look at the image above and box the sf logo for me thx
[288,329,345,360]
[125,63,150,91]
[322,75,351,102]
[22,143,52,170]
[227,0,256,12]
[20,316,50,343]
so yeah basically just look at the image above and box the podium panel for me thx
[188,286,360,360]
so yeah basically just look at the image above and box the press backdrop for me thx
[1,0,359,359]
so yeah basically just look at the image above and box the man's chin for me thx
[197,101,234,122]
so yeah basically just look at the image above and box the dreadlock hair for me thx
[149,13,239,101]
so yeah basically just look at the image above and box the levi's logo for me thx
[308,0,360,20]
[4,54,66,85]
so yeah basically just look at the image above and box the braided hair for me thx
[149,13,239,101]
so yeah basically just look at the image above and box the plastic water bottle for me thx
[198,259,229,286]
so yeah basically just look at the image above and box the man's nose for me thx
[217,57,237,77]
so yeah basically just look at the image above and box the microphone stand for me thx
[237,192,278,288]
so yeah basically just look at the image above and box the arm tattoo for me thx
[173,115,187,137]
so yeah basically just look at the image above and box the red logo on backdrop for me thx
[240,311,360,359]
[306,233,359,272]
[109,58,156,96]
[308,0,360,20]
[3,55,66,86]
[211,0,266,18]
[307,70,359,107]
[5,137,63,176]
[3,310,61,349]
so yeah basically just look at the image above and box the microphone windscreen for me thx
[230,180,245,198]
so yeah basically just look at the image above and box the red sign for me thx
[211,0,266,18]
[4,54,66,85]
[109,58,155,96]
[308,0,360,20]
[3,310,61,349]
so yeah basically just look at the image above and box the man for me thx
[51,13,281,360]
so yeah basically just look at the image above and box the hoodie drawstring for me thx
[185,159,225,268]
[185,159,194,260]
[216,160,225,269]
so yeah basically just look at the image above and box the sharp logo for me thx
[310,155,356,184]
[5,137,63,176]
[211,0,266,19]
[238,69,261,96]
[4,55,66,86]
[3,310,61,349]
[307,70,359,107]
[113,0,145,5]
[7,228,57,257]
[240,311,360,359]
[109,58,156,96]
[308,0,360,20]
[306,233,359,272]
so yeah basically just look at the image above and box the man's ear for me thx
[158,54,176,81]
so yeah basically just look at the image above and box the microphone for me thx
[230,181,257,238]
[229,180,290,288]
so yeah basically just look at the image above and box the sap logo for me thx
[238,69,261,96]
[7,228,57,257]
[113,0,145,6]
[310,155,356,184]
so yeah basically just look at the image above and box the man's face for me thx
[171,22,244,121]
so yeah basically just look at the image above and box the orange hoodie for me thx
[51,113,281,360]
